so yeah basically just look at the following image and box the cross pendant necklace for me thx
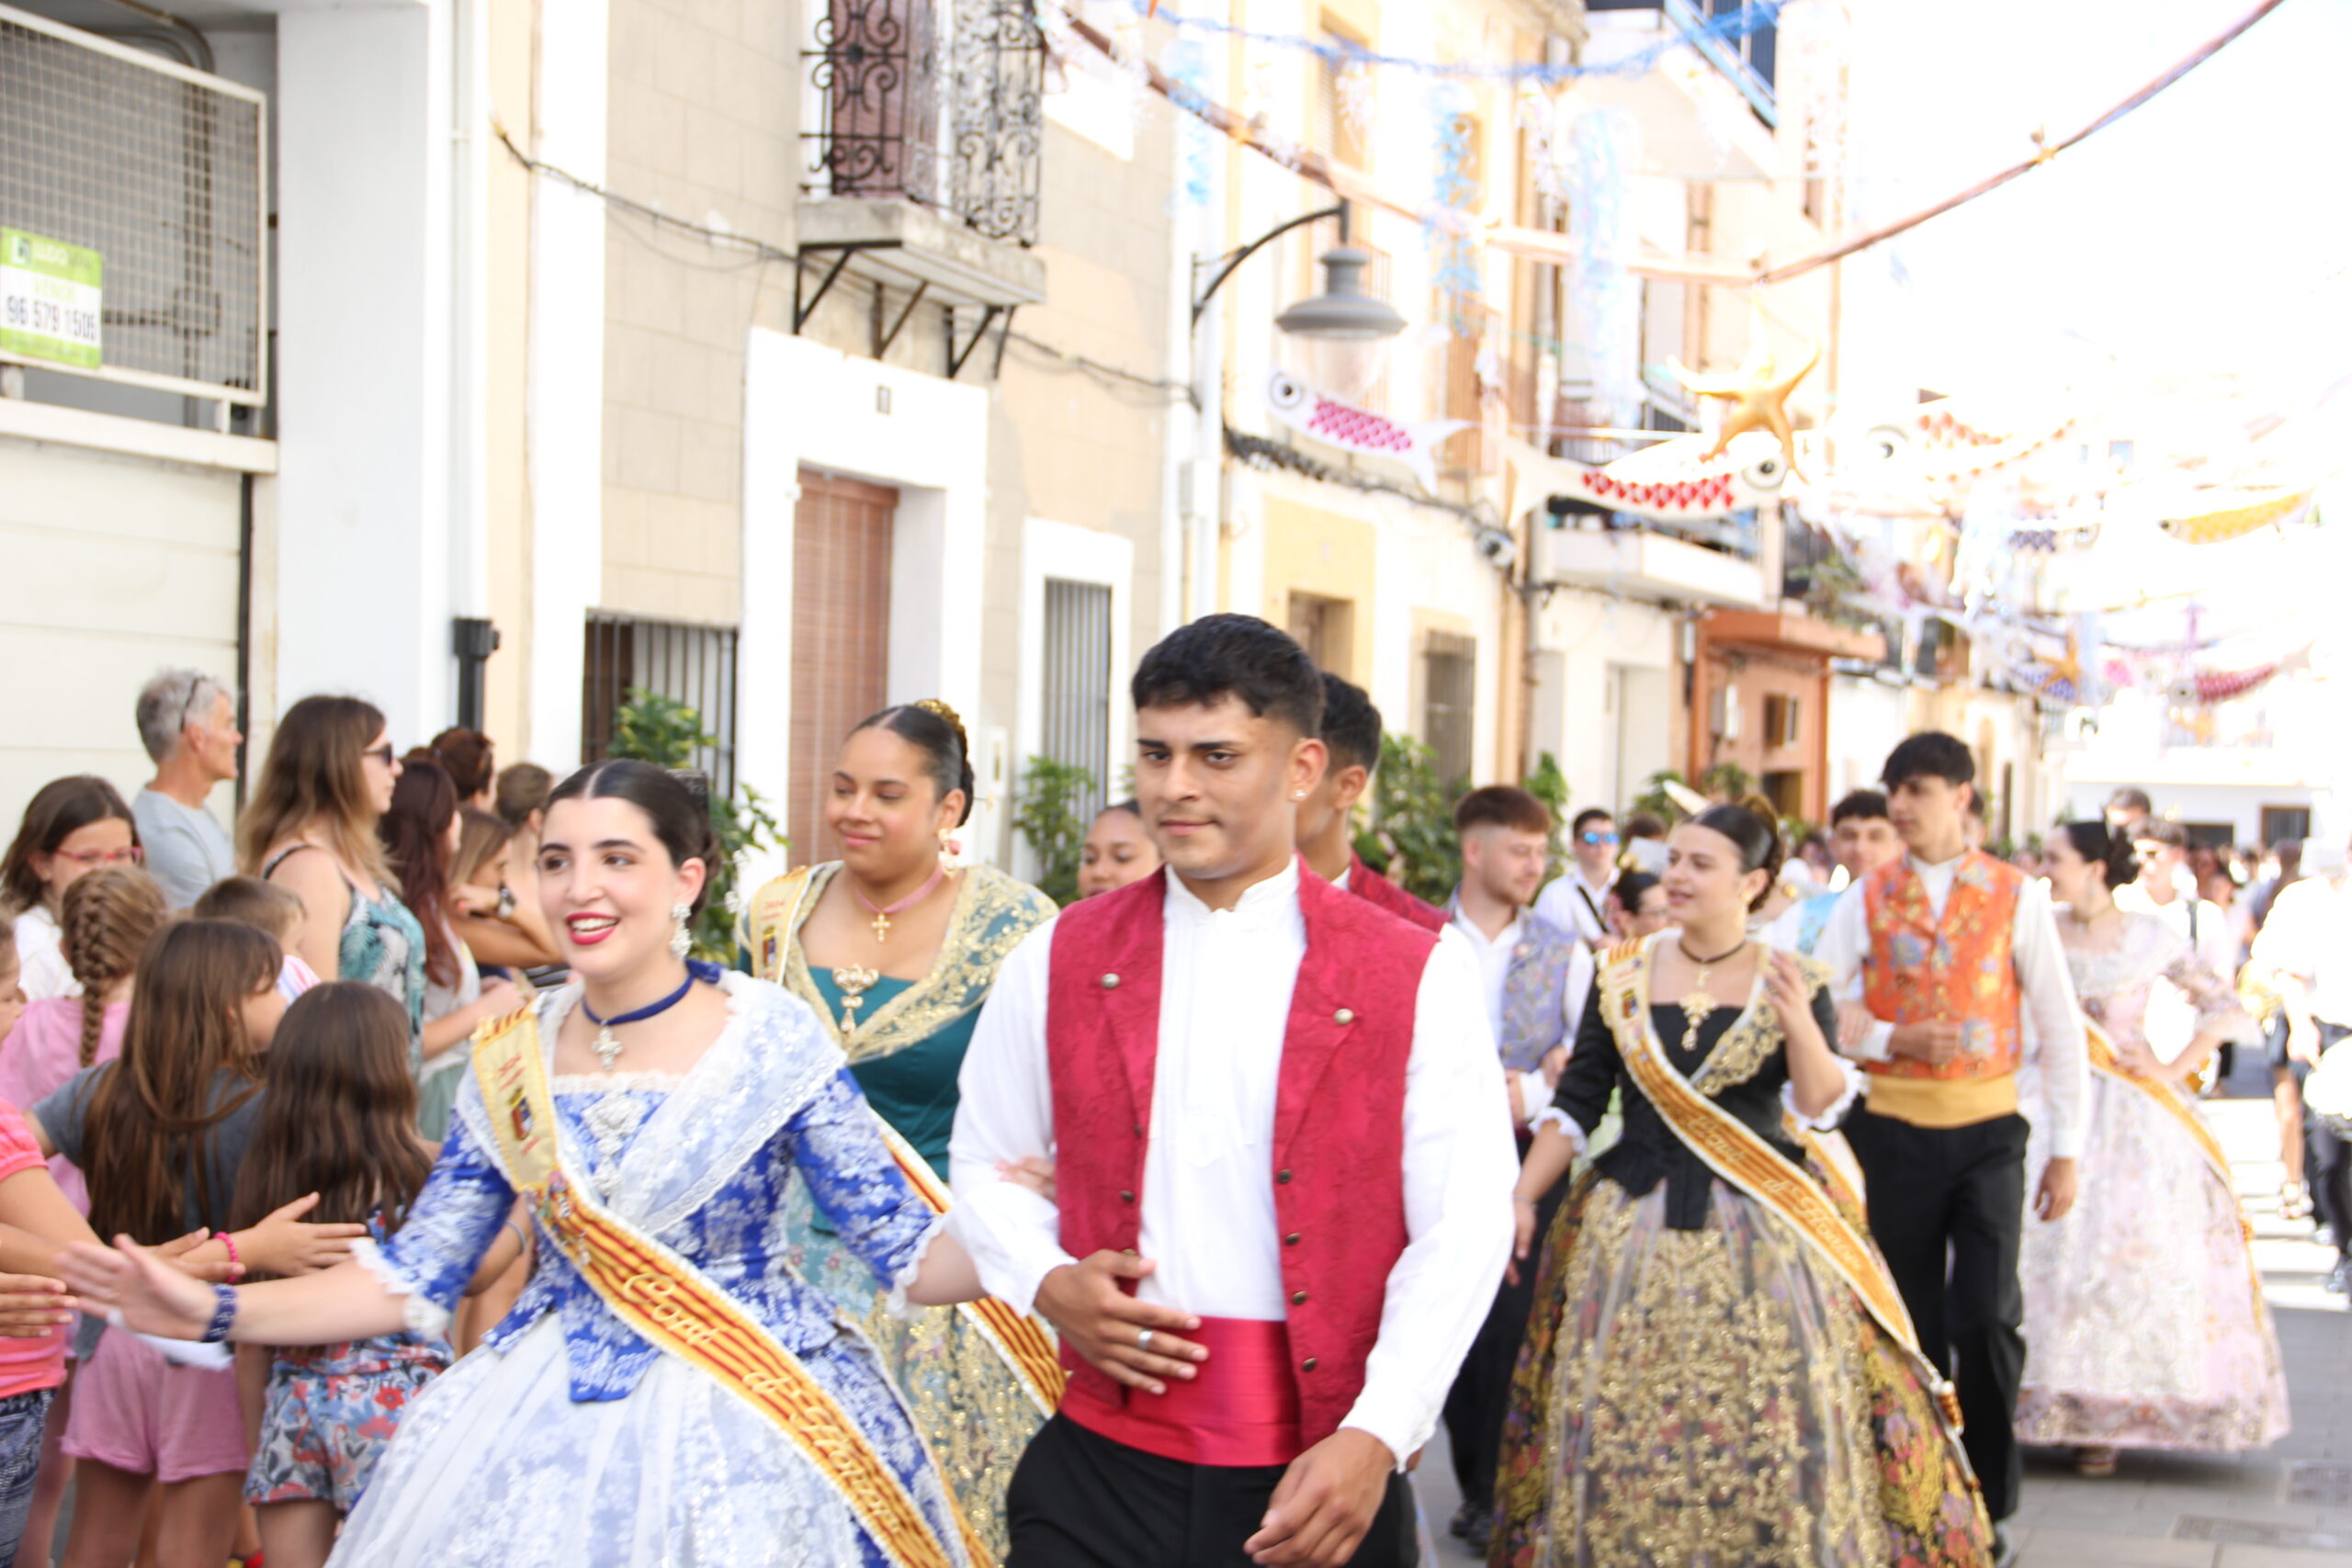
[579,965,700,1072]
[849,863,948,944]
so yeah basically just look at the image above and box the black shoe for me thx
[1447,1501,1476,1540]
[1992,1523,2018,1568]
[2328,1257,2352,1295]
[1464,1511,1493,1556]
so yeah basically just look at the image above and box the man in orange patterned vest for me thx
[1815,731,2088,1568]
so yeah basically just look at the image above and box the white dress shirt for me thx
[1814,852,2090,1158]
[1448,904,1596,1050]
[948,860,1517,1466]
[2253,874,2352,1026]
[1533,869,1611,949]
[2116,884,2247,1055]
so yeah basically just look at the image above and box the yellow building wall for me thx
[1260,497,1378,684]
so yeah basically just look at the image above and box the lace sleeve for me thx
[787,1070,943,1296]
[2161,947,2254,1040]
[364,1113,517,1336]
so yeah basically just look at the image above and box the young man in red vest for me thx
[950,615,1514,1568]
[1295,672,1446,932]
[1815,731,2088,1567]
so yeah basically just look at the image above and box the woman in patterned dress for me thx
[62,761,989,1568]
[743,702,1056,1562]
[2018,822,2288,1474]
[1490,803,1994,1568]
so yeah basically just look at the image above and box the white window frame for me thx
[1015,516,1134,881]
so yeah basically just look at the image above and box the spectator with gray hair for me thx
[130,668,242,907]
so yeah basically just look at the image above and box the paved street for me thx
[1410,1051,2352,1567]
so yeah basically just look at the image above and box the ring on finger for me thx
[1136,1328,1154,1353]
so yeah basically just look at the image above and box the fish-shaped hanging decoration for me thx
[1499,433,1790,525]
[2158,487,2318,545]
[2168,644,2313,705]
[1264,371,1469,494]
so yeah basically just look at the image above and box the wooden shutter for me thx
[790,468,899,866]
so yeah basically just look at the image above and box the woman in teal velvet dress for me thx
[743,702,1055,1562]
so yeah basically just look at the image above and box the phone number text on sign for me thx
[1,229,103,371]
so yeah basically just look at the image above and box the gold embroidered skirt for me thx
[1491,1169,1993,1568]
[785,1181,1042,1565]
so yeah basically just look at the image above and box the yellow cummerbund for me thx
[1861,1072,2018,1129]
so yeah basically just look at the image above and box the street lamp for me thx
[1193,200,1406,400]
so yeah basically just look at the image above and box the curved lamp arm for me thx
[1191,202,1347,328]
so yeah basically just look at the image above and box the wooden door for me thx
[790,468,898,866]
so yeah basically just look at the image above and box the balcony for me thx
[797,0,1046,333]
[1576,1,1778,179]
[1539,522,1765,608]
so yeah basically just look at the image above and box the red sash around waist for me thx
[1058,1316,1302,1468]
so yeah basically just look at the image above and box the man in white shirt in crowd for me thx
[1815,731,2087,1566]
[1436,784,1590,1551]
[2120,818,2251,1082]
[2250,835,2352,1294]
[1533,807,1618,950]
[130,669,243,908]
[949,614,1514,1568]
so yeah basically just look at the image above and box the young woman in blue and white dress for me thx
[59,761,988,1568]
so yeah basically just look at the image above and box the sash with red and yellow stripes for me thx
[1599,943,1968,1438]
[871,1119,1067,1415]
[469,1010,983,1568]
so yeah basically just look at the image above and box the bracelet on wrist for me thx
[198,1282,239,1345]
[215,1229,243,1283]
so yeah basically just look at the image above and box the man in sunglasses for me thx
[1533,807,1618,950]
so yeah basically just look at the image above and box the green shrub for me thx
[1012,754,1098,907]
[605,688,782,964]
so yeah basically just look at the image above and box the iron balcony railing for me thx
[803,0,1044,246]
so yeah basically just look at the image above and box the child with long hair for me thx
[379,761,522,1118]
[232,982,523,1568]
[0,865,171,1559]
[28,920,366,1568]
[1,777,142,1001]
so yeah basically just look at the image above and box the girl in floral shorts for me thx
[233,983,524,1568]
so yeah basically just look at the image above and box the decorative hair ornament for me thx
[912,697,964,733]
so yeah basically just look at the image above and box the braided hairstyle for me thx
[58,866,170,1066]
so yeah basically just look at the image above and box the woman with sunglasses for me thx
[240,697,428,1066]
[1,777,143,1001]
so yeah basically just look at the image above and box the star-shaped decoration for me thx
[1668,315,1821,476]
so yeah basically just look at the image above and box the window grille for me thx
[0,6,266,402]
[581,613,741,800]
[1421,631,1478,790]
[1040,578,1113,821]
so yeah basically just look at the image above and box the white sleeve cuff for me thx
[1781,1057,1864,1131]
[1334,1413,1411,1474]
[1845,1021,1894,1063]
[1529,1107,1588,1154]
[351,1236,451,1338]
[944,1194,1079,1318]
[883,1213,954,1321]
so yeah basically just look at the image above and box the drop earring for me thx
[670,903,693,961]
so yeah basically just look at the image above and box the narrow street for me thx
[1411,1051,2352,1566]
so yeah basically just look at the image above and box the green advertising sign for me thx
[1,229,103,370]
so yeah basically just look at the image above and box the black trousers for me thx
[1005,1415,1414,1568]
[2311,1022,2352,1260]
[1441,1172,1566,1519]
[1842,1104,2028,1522]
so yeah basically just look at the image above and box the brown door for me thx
[791,468,898,867]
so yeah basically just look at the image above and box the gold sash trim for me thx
[871,1117,1068,1417]
[1599,949,1967,1438]
[469,1010,981,1568]
[2081,1021,2264,1304]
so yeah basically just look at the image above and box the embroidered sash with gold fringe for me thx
[1598,943,1968,1438]
[469,1010,981,1568]
[746,866,1067,1418]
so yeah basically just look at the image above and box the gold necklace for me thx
[1675,935,1747,1053]
[830,964,880,1038]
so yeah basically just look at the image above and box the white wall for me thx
[1012,518,1136,881]
[739,328,993,886]
[1826,673,1909,799]
[1532,589,1678,811]
[272,1,455,749]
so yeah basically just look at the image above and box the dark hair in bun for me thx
[2059,819,2139,891]
[1690,795,1787,910]
[547,760,721,915]
[852,702,976,827]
